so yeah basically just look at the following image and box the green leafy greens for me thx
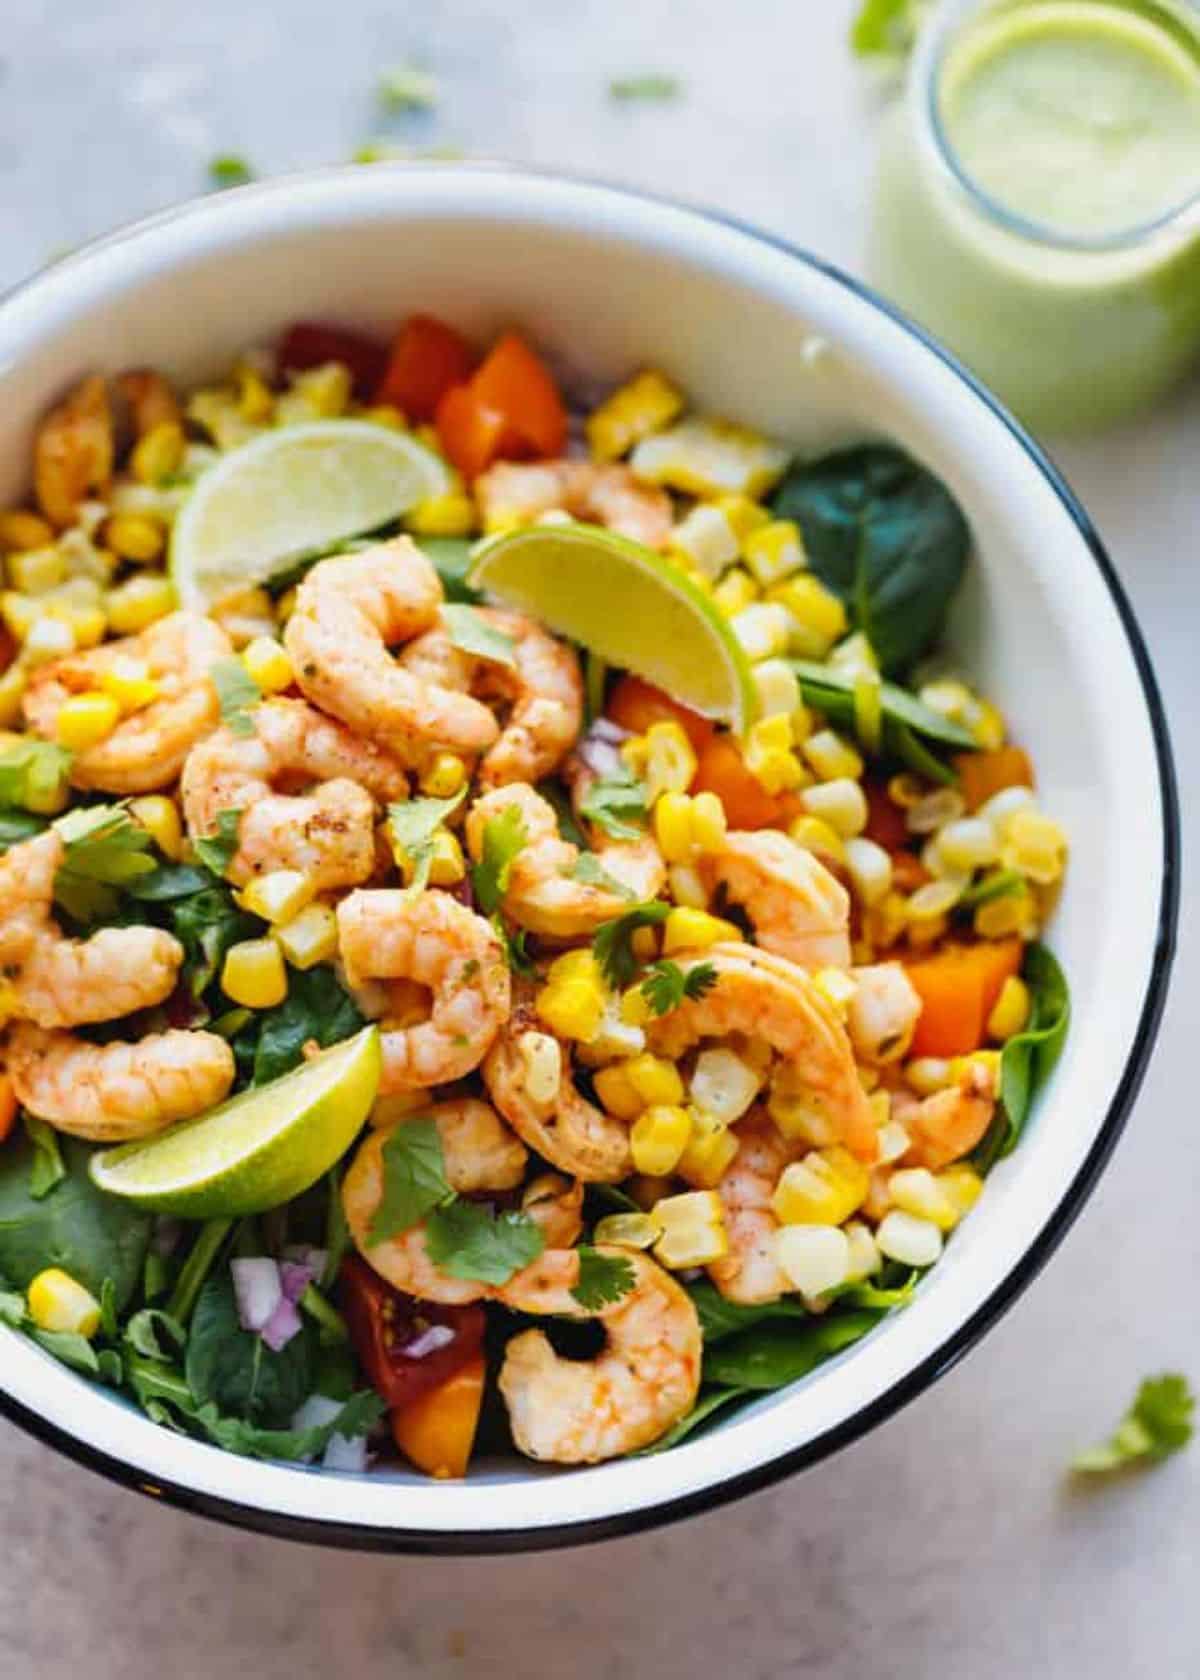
[24,1116,66,1200]
[1072,1374,1194,1474]
[578,763,648,840]
[569,853,636,899]
[209,656,262,737]
[442,604,516,667]
[639,959,717,1017]
[367,1119,450,1243]
[592,900,670,987]
[53,804,159,924]
[192,808,244,879]
[571,1246,635,1310]
[471,806,528,915]
[973,943,1070,1171]
[387,789,468,895]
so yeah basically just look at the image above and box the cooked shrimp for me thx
[34,374,114,528]
[24,613,232,794]
[285,539,499,767]
[708,1112,797,1304]
[496,1247,702,1462]
[521,1172,584,1249]
[336,888,510,1094]
[899,1058,997,1170]
[116,369,181,435]
[475,460,674,551]
[648,942,879,1163]
[699,830,851,970]
[399,608,584,787]
[8,1022,234,1141]
[0,830,58,971]
[483,986,633,1182]
[847,963,922,1065]
[465,782,664,938]
[417,1097,528,1192]
[181,694,407,889]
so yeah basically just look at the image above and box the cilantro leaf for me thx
[424,1200,544,1285]
[193,809,244,879]
[170,880,257,999]
[0,740,71,815]
[592,900,670,987]
[210,657,261,737]
[52,804,158,924]
[850,0,928,58]
[609,73,682,100]
[578,764,647,840]
[1072,1375,1195,1474]
[208,154,254,188]
[571,1246,636,1310]
[471,806,528,915]
[368,1119,452,1243]
[493,913,536,977]
[442,604,516,668]
[639,959,717,1017]
[387,789,468,895]
[569,853,636,900]
[378,65,438,110]
[24,1116,66,1200]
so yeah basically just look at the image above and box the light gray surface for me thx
[1,2,1197,1675]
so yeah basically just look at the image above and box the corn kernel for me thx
[585,370,685,462]
[975,887,1038,940]
[730,602,792,663]
[774,1225,851,1297]
[937,816,1001,874]
[938,1164,984,1219]
[888,1166,962,1231]
[242,636,293,695]
[918,677,973,721]
[767,575,847,656]
[518,1030,562,1103]
[667,862,708,909]
[27,1268,101,1338]
[277,362,351,422]
[767,1060,838,1146]
[690,1046,760,1123]
[864,890,910,951]
[98,656,160,715]
[0,592,37,641]
[987,974,1031,1041]
[105,513,165,564]
[814,966,858,1020]
[887,773,926,809]
[545,950,602,987]
[662,906,738,955]
[275,587,298,626]
[840,836,891,909]
[23,616,75,664]
[8,545,66,595]
[744,713,806,795]
[907,879,965,921]
[630,416,788,499]
[624,1052,686,1109]
[674,1106,738,1188]
[105,573,176,634]
[357,403,407,430]
[273,902,338,970]
[687,793,724,856]
[802,728,863,783]
[906,788,966,834]
[772,1146,869,1226]
[653,1189,729,1268]
[619,985,656,1029]
[221,938,289,1008]
[537,978,606,1043]
[55,691,121,750]
[236,364,276,422]
[967,697,1007,750]
[407,492,477,536]
[712,567,759,616]
[425,828,465,887]
[714,494,770,543]
[61,603,107,650]
[876,1209,943,1267]
[905,1057,953,1096]
[800,778,867,838]
[593,1061,645,1120]
[844,1220,883,1282]
[129,795,183,860]
[0,510,56,553]
[130,420,186,486]
[742,520,805,587]
[670,504,739,579]
[631,1104,692,1176]
[238,869,316,925]
[642,722,697,804]
[788,813,846,865]
[593,1212,662,1249]
[1002,808,1068,885]
[752,657,801,721]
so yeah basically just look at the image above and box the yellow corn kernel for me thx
[667,862,708,909]
[593,1212,662,1249]
[593,1061,645,1120]
[653,1189,729,1269]
[426,828,466,887]
[888,1167,962,1232]
[715,494,771,543]
[275,587,298,626]
[99,656,160,714]
[968,697,1006,750]
[974,887,1038,940]
[631,417,789,499]
[55,691,121,750]
[690,1045,761,1123]
[688,791,726,854]
[744,714,805,795]
[654,791,696,864]
[546,949,603,987]
[788,813,846,865]
[662,906,740,955]
[802,728,864,783]
[752,657,801,721]
[19,747,70,815]
[905,1056,953,1096]
[0,592,36,642]
[624,1052,686,1109]
[585,369,685,462]
[864,889,909,951]
[771,1146,869,1227]
[23,615,76,666]
[27,1268,101,1338]
[730,603,793,664]
[670,504,739,579]
[631,1104,692,1176]
[7,545,66,595]
[767,574,848,657]
[712,566,760,617]
[221,938,288,1008]
[742,519,805,588]
[619,985,655,1029]
[105,573,176,634]
[60,602,106,650]
[937,1164,984,1219]
[278,362,351,422]
[987,975,1031,1043]
[517,1031,562,1103]
[407,492,477,536]
[887,773,926,808]
[1001,808,1068,886]
[642,721,697,803]
[273,901,339,970]
[813,966,857,1021]
[129,795,183,861]
[676,1106,738,1189]
[537,978,606,1043]
[0,510,55,553]
[948,1050,1002,1086]
[242,635,293,695]
[104,513,165,564]
[130,420,186,486]
[774,1224,852,1297]
[415,752,467,800]
[800,778,868,839]
[238,868,316,925]
[357,403,407,430]
[236,364,276,422]
[767,1061,837,1147]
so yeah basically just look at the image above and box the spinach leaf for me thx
[24,1116,66,1200]
[30,1326,105,1375]
[124,1307,188,1363]
[974,943,1070,1170]
[0,1137,151,1307]
[772,444,969,676]
[185,1272,315,1427]
[413,537,481,604]
[247,965,366,1084]
[126,863,212,902]
[702,1310,885,1390]
[170,883,258,1000]
[637,1385,752,1454]
[687,1279,810,1343]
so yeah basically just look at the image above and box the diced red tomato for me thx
[276,321,388,399]
[339,1255,485,1409]
[0,1076,15,1145]
[376,314,475,420]
[863,779,909,852]
[606,674,715,753]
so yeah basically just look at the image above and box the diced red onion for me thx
[261,1292,303,1353]
[322,1432,370,1473]
[279,1261,316,1304]
[231,1258,282,1332]
[283,1244,329,1279]
[590,717,630,744]
[578,737,622,777]
[292,1394,343,1433]
[403,1323,456,1360]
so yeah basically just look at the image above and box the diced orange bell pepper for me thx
[376,314,474,420]
[0,1076,16,1145]
[905,937,1024,1058]
[390,1351,486,1480]
[435,386,518,480]
[955,745,1034,814]
[863,779,909,852]
[606,674,715,753]
[692,735,803,831]
[470,331,567,458]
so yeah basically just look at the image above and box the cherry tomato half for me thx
[339,1255,485,1409]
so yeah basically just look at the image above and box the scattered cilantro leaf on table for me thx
[1072,1375,1194,1475]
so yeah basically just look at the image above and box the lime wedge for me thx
[170,421,452,610]
[89,1027,381,1216]
[470,523,757,731]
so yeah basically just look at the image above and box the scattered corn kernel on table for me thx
[2,0,1197,1674]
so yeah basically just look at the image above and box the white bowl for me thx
[0,165,1178,1552]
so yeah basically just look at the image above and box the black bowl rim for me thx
[0,162,1180,1556]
